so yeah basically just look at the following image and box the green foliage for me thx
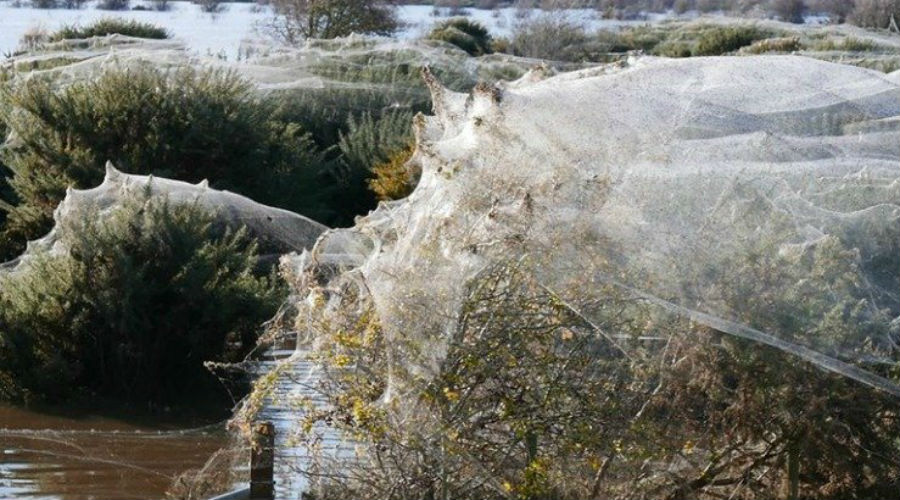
[0,66,331,260]
[426,17,493,56]
[653,40,694,57]
[509,16,598,62]
[47,18,170,42]
[695,25,766,56]
[298,233,900,499]
[338,110,415,176]
[336,110,415,215]
[0,191,284,407]
[369,146,416,201]
[742,35,802,53]
[267,0,399,45]
[813,36,883,52]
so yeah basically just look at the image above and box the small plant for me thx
[510,14,594,61]
[742,36,802,53]
[426,17,494,56]
[813,36,881,51]
[197,0,225,13]
[96,0,129,9]
[771,0,806,23]
[369,146,417,201]
[654,40,694,57]
[47,18,170,41]
[17,26,49,50]
[266,0,399,45]
[694,25,765,55]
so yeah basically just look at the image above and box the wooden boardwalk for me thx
[251,344,351,499]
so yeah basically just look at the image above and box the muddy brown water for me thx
[0,403,231,499]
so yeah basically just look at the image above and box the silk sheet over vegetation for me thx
[263,55,900,499]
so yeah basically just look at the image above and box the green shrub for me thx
[510,15,596,62]
[369,145,416,201]
[654,40,694,57]
[426,17,493,56]
[813,36,882,52]
[742,36,802,53]
[0,66,331,260]
[48,18,169,41]
[266,0,399,44]
[0,191,284,407]
[695,25,766,56]
[336,110,415,216]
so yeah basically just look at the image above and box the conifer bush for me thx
[0,190,284,407]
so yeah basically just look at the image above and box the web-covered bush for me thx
[426,17,494,56]
[509,15,597,62]
[369,146,416,201]
[257,57,900,499]
[0,66,329,260]
[293,256,900,499]
[0,189,283,407]
[47,18,170,42]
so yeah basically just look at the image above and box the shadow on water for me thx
[0,403,232,499]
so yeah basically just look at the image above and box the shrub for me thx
[0,191,284,407]
[694,25,765,55]
[96,0,129,9]
[30,0,59,7]
[368,146,417,201]
[266,0,399,45]
[811,0,854,22]
[427,17,493,56]
[0,66,330,261]
[47,18,170,41]
[850,0,900,28]
[510,15,595,61]
[742,35,802,53]
[654,40,694,57]
[771,0,806,23]
[197,0,225,13]
[15,26,49,52]
[296,249,900,499]
[336,110,415,214]
[813,36,882,51]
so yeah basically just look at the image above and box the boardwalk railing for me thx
[209,422,275,500]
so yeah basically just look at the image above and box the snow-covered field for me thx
[0,1,667,59]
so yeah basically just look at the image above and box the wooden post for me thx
[250,421,275,500]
